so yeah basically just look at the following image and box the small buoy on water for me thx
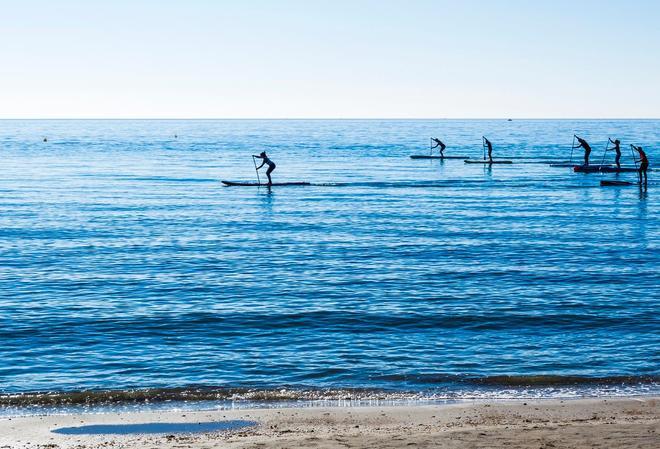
[43,137,48,142]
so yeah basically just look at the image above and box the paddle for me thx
[630,144,639,170]
[600,138,611,167]
[252,155,261,185]
[482,136,487,161]
[569,135,576,164]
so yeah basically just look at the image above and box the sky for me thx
[1,0,659,118]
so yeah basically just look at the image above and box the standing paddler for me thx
[574,135,592,166]
[609,138,622,169]
[431,138,446,157]
[253,151,276,186]
[483,137,493,162]
[631,144,649,186]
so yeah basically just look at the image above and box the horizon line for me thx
[1,117,659,121]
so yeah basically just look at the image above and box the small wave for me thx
[471,375,659,387]
[0,387,409,407]
[2,375,657,407]
[374,374,659,387]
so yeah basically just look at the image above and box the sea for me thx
[0,119,658,415]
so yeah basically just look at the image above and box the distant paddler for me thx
[431,138,446,157]
[483,136,493,162]
[609,138,622,168]
[631,144,649,186]
[574,135,592,166]
[253,151,276,186]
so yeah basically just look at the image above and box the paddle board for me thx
[600,180,637,186]
[410,155,470,159]
[597,167,639,173]
[464,159,513,164]
[222,181,310,187]
[551,163,613,168]
[574,166,638,173]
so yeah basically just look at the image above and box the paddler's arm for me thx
[252,154,266,169]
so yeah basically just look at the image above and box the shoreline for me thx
[1,393,659,414]
[2,390,659,420]
[1,397,657,448]
[3,376,658,408]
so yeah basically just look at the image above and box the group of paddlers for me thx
[256,136,650,187]
[431,135,650,186]
[573,135,649,185]
[432,137,495,160]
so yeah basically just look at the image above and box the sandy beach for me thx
[1,397,657,449]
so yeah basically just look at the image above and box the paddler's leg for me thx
[266,165,275,185]
[615,152,621,169]
[641,163,648,186]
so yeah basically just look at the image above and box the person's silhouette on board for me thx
[431,138,446,157]
[631,144,649,187]
[483,137,493,162]
[609,138,622,169]
[574,136,592,166]
[253,151,276,186]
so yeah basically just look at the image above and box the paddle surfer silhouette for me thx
[253,151,276,186]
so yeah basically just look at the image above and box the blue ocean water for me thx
[0,119,658,409]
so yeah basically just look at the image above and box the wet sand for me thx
[0,397,657,448]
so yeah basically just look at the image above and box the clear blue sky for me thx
[2,0,659,118]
